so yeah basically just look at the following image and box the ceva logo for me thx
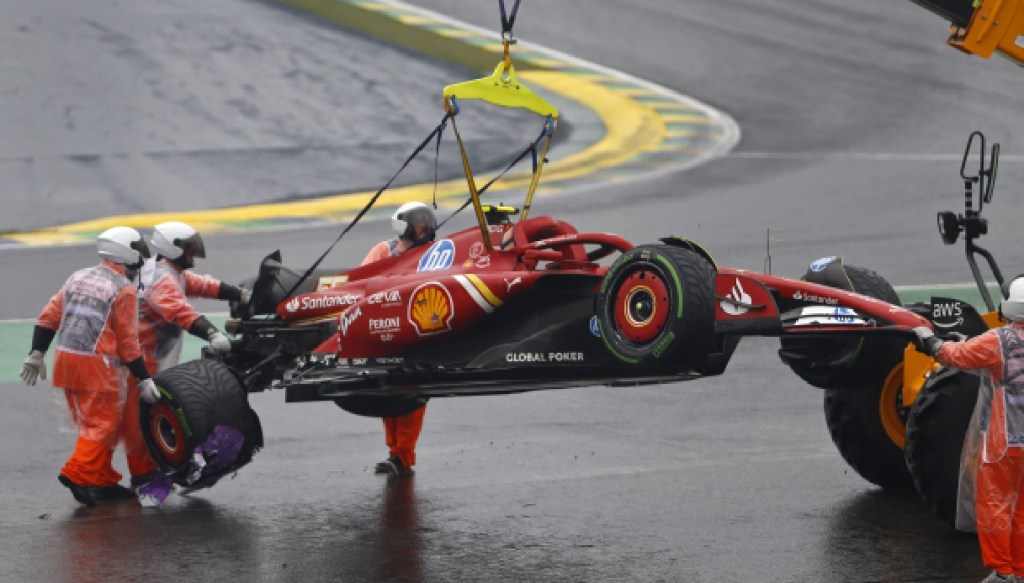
[418,239,455,272]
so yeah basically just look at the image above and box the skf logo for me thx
[285,297,300,313]
[408,282,454,335]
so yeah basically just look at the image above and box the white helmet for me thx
[391,202,437,242]
[1001,276,1024,322]
[97,226,150,267]
[151,221,206,261]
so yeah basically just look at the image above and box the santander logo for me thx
[720,278,752,316]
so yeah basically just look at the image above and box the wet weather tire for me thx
[141,359,263,488]
[780,265,906,390]
[824,362,916,493]
[596,244,715,371]
[905,370,979,528]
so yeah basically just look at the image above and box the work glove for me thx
[209,331,232,355]
[913,326,944,357]
[138,378,161,404]
[20,350,46,386]
[239,287,252,305]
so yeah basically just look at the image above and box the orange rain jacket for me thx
[138,258,224,372]
[935,323,1024,575]
[37,260,144,486]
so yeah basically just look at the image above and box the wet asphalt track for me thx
[4,0,1024,581]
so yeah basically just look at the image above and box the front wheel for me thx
[141,359,263,489]
[596,244,716,371]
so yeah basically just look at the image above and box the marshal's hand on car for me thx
[912,326,944,357]
[138,378,161,404]
[209,331,232,355]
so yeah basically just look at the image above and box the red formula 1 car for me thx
[138,50,930,489]
[140,203,930,488]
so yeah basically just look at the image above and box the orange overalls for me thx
[38,261,143,488]
[935,323,1024,578]
[363,239,426,469]
[121,258,224,482]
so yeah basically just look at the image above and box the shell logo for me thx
[408,282,454,335]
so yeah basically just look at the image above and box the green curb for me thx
[0,316,228,385]
[0,0,738,247]
[895,283,1003,313]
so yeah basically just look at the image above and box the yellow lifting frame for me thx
[443,60,559,251]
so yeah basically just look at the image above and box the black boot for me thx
[374,455,412,476]
[58,474,96,508]
[91,484,137,501]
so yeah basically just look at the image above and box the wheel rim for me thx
[878,362,908,448]
[613,267,670,344]
[148,402,187,465]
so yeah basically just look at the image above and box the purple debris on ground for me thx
[186,426,245,486]
[138,476,174,507]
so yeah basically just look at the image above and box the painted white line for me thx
[724,152,1024,162]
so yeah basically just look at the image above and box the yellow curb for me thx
[2,0,736,246]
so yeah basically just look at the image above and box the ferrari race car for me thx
[140,207,933,488]
[137,33,932,490]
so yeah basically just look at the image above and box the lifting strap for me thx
[283,113,451,299]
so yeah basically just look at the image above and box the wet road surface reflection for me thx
[0,339,992,581]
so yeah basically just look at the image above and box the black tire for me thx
[824,362,916,493]
[781,265,906,390]
[334,395,428,418]
[596,244,716,371]
[905,369,979,528]
[141,359,263,489]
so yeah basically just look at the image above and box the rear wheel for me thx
[905,370,979,528]
[141,359,263,489]
[596,244,715,371]
[824,362,916,493]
